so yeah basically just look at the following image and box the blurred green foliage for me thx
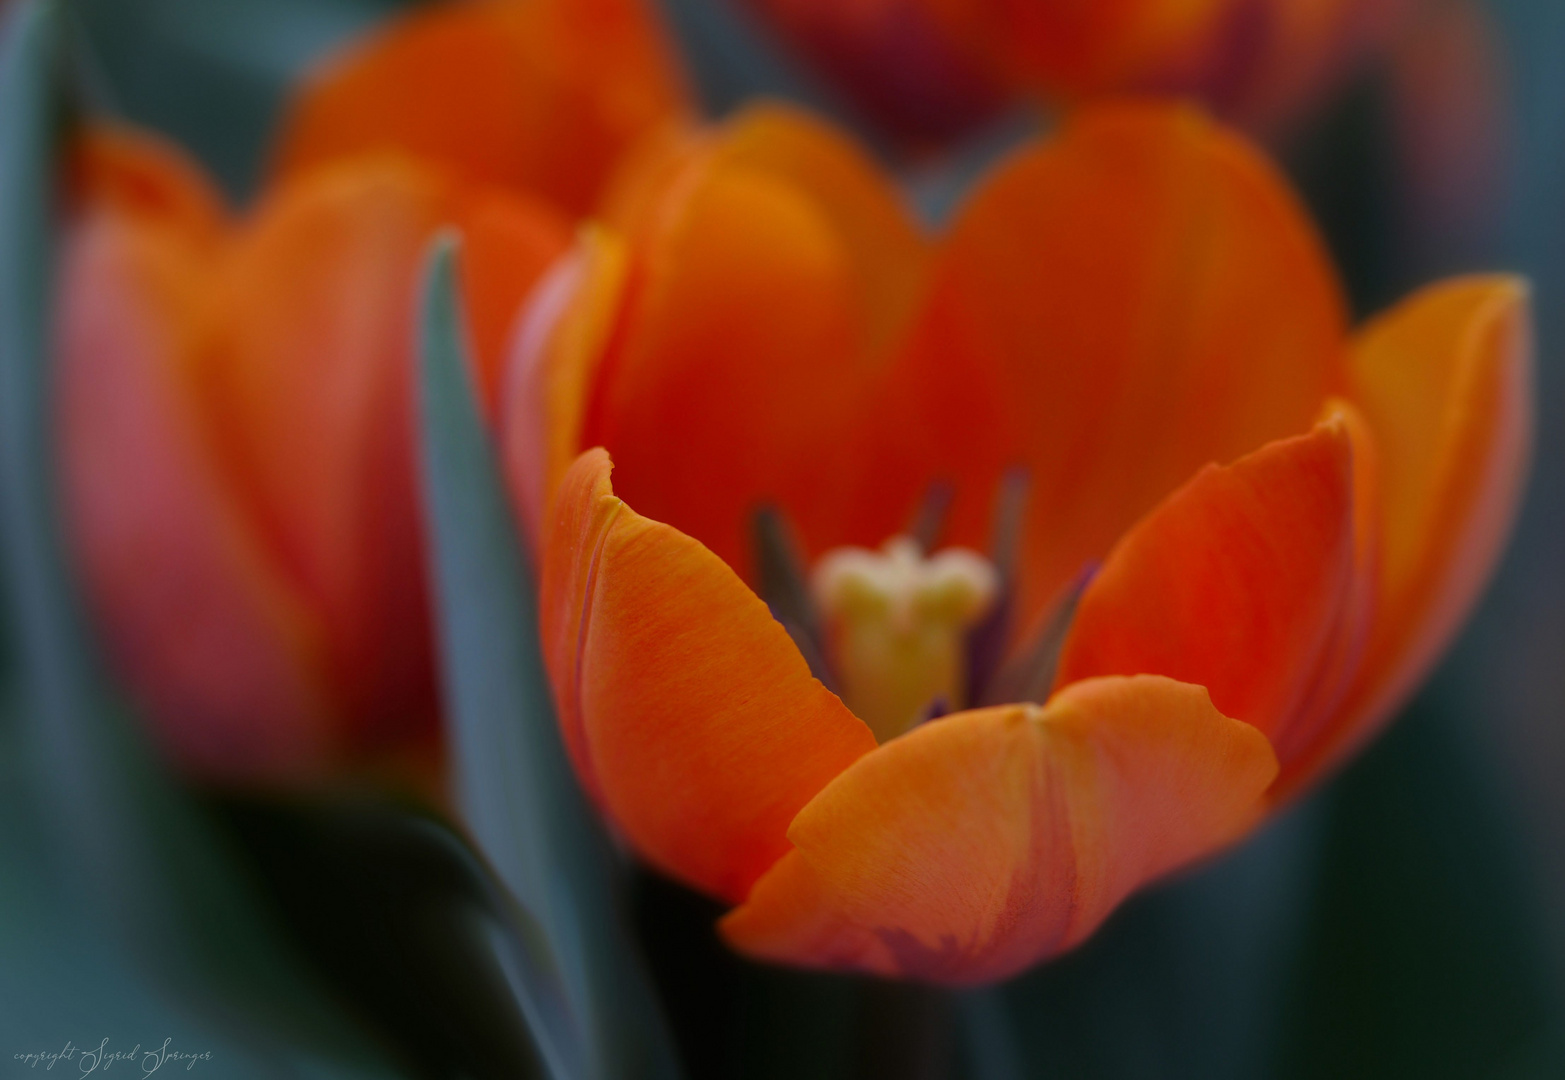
[69,0,426,198]
[1276,693,1554,1079]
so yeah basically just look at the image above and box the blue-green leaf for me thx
[215,795,561,1080]
[69,0,428,199]
[416,234,681,1080]
[1272,698,1556,1079]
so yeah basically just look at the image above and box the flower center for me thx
[811,536,998,742]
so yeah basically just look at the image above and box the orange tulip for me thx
[735,0,1414,143]
[56,0,691,784]
[503,101,1531,983]
[57,128,570,783]
[273,0,692,217]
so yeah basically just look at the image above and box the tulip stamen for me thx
[980,563,1095,707]
[906,479,956,553]
[812,536,998,742]
[964,467,1030,704]
[752,506,838,690]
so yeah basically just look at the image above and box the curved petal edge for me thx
[721,675,1277,984]
[539,449,877,902]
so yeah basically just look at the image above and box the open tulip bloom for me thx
[48,0,1530,994]
[506,100,1532,985]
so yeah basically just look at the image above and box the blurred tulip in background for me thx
[54,0,689,786]
[727,0,1502,155]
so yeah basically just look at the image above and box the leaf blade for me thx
[416,235,681,1080]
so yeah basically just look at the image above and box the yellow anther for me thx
[812,536,998,742]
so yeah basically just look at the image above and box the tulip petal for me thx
[904,102,1348,632]
[925,0,1231,98]
[1276,399,1382,769]
[734,0,1005,144]
[538,447,625,797]
[702,104,931,361]
[1052,420,1364,760]
[721,675,1277,984]
[451,188,572,415]
[272,0,690,217]
[578,109,931,579]
[58,213,335,780]
[541,450,877,902]
[199,159,564,750]
[203,161,453,752]
[500,226,630,547]
[1276,276,1532,797]
[68,126,228,249]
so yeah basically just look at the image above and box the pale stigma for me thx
[812,536,998,742]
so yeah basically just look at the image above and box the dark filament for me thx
[914,697,951,728]
[979,563,1096,708]
[906,479,956,553]
[751,505,838,691]
[964,467,1029,705]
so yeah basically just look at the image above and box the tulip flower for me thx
[504,101,1531,983]
[733,0,1415,144]
[273,0,692,217]
[56,0,690,783]
[56,130,564,783]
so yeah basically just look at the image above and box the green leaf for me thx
[1272,697,1557,1080]
[0,716,388,1078]
[215,795,565,1080]
[70,0,429,199]
[416,235,682,1080]
[0,2,395,1069]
